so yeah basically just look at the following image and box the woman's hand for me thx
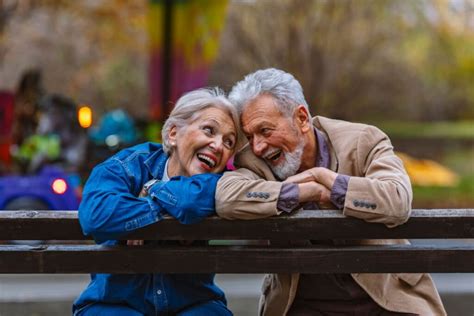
[298,181,332,205]
[284,169,318,184]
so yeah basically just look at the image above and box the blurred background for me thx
[0,0,473,315]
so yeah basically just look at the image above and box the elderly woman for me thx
[73,88,240,316]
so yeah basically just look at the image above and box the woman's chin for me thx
[187,164,224,175]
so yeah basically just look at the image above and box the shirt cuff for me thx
[330,174,350,209]
[277,183,300,213]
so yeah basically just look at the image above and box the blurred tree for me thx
[1,0,472,122]
[0,0,148,118]
[401,0,474,120]
[210,0,474,122]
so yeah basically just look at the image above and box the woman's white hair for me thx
[162,87,242,155]
[229,68,310,120]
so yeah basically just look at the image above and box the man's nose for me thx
[252,138,267,157]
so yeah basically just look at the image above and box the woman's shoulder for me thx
[111,142,163,161]
[93,142,165,173]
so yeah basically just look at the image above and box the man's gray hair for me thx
[162,87,241,154]
[228,68,311,119]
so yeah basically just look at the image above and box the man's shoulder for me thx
[314,116,374,133]
[233,145,275,180]
[314,116,388,147]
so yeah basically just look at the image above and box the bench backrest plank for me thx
[1,244,473,274]
[0,209,473,274]
[0,209,473,240]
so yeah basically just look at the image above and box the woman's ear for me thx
[168,125,178,146]
[295,105,311,133]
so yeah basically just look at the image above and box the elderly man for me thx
[216,68,446,316]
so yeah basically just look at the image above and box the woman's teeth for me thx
[197,153,216,168]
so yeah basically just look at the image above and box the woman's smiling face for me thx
[167,106,237,177]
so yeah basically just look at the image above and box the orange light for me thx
[52,178,67,195]
[78,105,92,128]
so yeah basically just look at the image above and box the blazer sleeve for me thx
[343,125,413,227]
[216,167,283,220]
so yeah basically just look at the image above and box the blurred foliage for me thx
[1,0,473,122]
[409,147,473,208]
[0,0,472,207]
[379,120,474,139]
[0,0,148,118]
[210,0,474,122]
[413,174,474,208]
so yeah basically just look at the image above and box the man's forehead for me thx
[246,94,279,108]
[242,97,285,125]
[242,119,266,134]
[243,96,279,118]
[241,112,279,135]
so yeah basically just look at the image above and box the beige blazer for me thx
[216,116,446,316]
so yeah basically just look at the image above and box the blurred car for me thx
[0,164,80,210]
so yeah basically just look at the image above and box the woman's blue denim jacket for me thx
[73,142,227,315]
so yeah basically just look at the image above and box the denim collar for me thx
[143,144,168,180]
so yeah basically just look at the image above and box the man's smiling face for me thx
[241,94,305,180]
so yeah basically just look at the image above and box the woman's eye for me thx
[224,138,235,149]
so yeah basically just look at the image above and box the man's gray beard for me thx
[269,141,305,180]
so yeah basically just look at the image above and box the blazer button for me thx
[371,204,377,209]
[246,192,252,198]
[353,200,360,207]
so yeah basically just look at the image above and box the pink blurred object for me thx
[226,156,236,171]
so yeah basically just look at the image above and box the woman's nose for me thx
[209,138,223,152]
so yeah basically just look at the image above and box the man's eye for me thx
[203,126,214,134]
[261,128,271,135]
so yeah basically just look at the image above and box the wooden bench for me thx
[0,209,473,274]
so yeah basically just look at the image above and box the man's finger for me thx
[285,171,314,183]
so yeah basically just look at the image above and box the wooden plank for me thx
[0,209,473,240]
[0,211,86,240]
[0,244,472,274]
